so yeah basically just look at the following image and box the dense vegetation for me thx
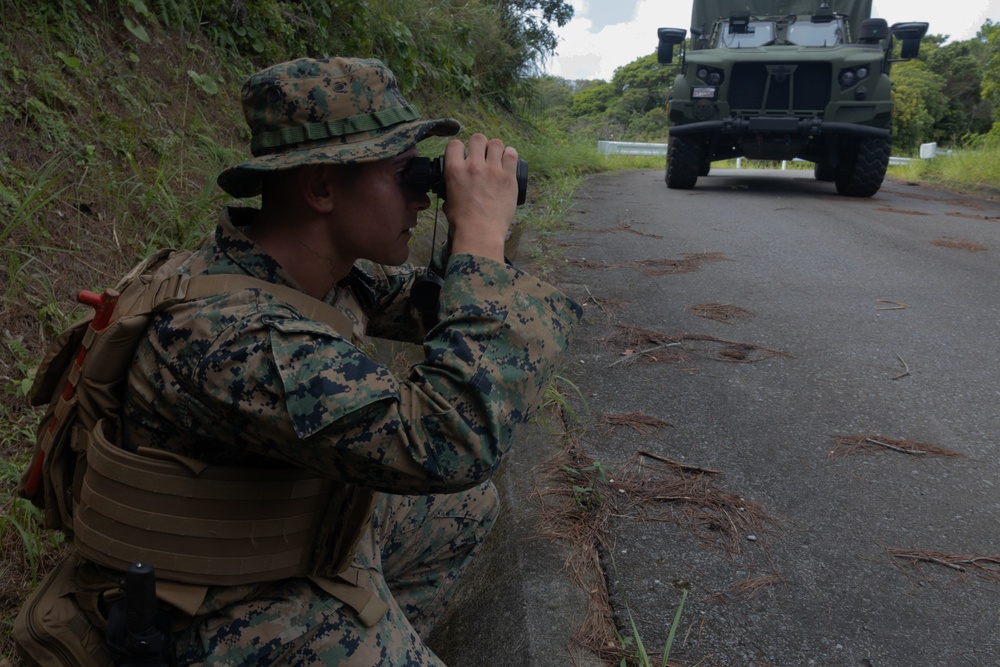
[0,0,997,662]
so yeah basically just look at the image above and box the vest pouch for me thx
[18,316,92,531]
[74,417,337,586]
[13,555,114,667]
[21,394,86,534]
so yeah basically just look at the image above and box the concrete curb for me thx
[426,419,605,667]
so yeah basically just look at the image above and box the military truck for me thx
[656,0,927,196]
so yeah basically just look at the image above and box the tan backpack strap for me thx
[135,271,357,340]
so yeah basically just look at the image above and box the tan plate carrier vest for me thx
[22,249,388,627]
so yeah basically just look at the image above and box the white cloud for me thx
[545,0,999,82]
[872,0,998,42]
[544,0,690,81]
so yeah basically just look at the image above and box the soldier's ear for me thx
[299,165,337,214]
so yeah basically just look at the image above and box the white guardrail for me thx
[597,140,944,166]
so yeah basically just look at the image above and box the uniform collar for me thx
[216,206,377,308]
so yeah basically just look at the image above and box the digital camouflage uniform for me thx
[115,57,581,666]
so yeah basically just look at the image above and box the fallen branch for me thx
[889,548,1000,582]
[600,325,788,365]
[638,450,721,475]
[829,434,962,459]
[608,343,682,367]
[865,437,927,455]
[582,284,606,316]
[892,353,910,380]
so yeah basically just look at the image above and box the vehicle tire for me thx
[665,134,701,189]
[834,135,890,197]
[699,157,712,177]
[814,161,835,182]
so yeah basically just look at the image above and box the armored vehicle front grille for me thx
[728,62,832,113]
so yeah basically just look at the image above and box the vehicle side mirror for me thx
[657,27,687,64]
[890,22,929,59]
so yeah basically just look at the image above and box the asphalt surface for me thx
[429,168,1000,667]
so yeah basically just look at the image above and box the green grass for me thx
[609,549,691,667]
[0,339,65,590]
[1,157,72,304]
[0,455,64,585]
[887,140,1000,192]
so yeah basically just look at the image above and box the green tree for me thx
[891,60,948,151]
[569,80,617,117]
[533,74,575,110]
[924,31,995,141]
[626,106,670,141]
[608,53,675,116]
[980,20,1000,130]
[603,53,675,139]
[496,0,575,59]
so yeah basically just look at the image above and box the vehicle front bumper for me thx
[669,117,890,139]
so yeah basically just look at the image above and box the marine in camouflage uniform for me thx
[118,57,581,665]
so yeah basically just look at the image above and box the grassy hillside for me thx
[0,1,606,659]
[0,5,242,658]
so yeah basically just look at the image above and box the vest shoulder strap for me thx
[131,268,357,341]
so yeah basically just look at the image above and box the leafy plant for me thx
[187,69,219,95]
[123,0,153,43]
[0,457,62,584]
[538,372,588,427]
[4,339,37,399]
[123,17,151,43]
[562,460,609,510]
[55,51,81,70]
[0,353,56,584]
[609,549,691,667]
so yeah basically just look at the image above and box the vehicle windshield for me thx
[786,19,847,46]
[714,17,849,48]
[717,20,776,48]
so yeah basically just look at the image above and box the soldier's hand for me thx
[443,133,519,263]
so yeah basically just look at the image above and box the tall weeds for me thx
[888,139,1000,192]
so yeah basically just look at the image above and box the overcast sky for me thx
[543,0,1000,81]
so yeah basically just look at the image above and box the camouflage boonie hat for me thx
[218,57,461,198]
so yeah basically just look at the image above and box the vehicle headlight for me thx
[856,66,869,79]
[695,66,724,86]
[839,70,856,87]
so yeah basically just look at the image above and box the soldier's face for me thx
[329,147,430,266]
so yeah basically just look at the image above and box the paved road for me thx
[545,169,1000,666]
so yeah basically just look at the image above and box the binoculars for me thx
[405,155,528,205]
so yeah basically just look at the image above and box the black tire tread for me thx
[834,136,890,197]
[665,134,700,189]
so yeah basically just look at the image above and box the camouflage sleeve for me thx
[128,255,580,494]
[271,253,580,493]
[352,260,428,343]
